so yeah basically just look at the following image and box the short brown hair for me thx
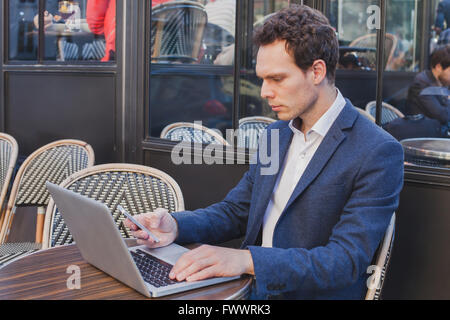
[254,5,339,83]
[431,45,450,69]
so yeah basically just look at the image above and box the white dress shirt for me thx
[261,90,347,247]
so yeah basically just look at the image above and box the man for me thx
[405,45,450,137]
[125,5,404,299]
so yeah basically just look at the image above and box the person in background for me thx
[435,0,450,35]
[86,0,116,61]
[125,5,404,299]
[405,45,450,137]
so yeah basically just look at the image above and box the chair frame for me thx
[151,1,207,63]
[349,33,398,69]
[0,133,19,234]
[355,107,376,122]
[365,213,396,300]
[365,101,405,120]
[160,122,230,145]
[41,163,185,249]
[0,139,95,244]
[238,116,276,127]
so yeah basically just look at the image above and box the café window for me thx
[149,0,296,150]
[8,0,116,62]
[327,0,423,72]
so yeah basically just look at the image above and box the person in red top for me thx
[86,0,116,61]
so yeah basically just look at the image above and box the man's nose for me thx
[260,81,275,99]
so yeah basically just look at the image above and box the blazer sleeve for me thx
[171,160,257,245]
[246,140,404,298]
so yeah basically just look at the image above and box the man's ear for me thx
[311,60,327,85]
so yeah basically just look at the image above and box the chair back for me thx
[42,163,185,249]
[161,122,229,145]
[0,133,18,231]
[0,140,95,244]
[151,1,207,63]
[355,107,376,122]
[366,213,396,300]
[349,33,398,70]
[237,116,276,149]
[365,101,405,125]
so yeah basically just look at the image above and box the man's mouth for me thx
[271,105,283,112]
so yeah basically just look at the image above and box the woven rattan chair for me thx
[151,1,207,63]
[161,122,229,145]
[237,116,276,150]
[355,107,376,122]
[0,140,94,266]
[42,163,185,249]
[349,33,398,70]
[366,213,396,300]
[0,133,18,231]
[365,101,405,125]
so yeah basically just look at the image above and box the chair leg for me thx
[35,206,45,244]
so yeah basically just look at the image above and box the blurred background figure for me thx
[399,45,450,138]
[86,0,116,61]
[435,0,450,35]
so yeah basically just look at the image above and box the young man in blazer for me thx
[125,5,404,299]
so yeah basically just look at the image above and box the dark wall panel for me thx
[4,72,117,164]
[382,179,450,299]
[144,149,249,211]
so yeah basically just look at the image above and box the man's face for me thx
[256,40,318,121]
[438,65,450,86]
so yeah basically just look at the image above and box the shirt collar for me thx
[289,89,346,138]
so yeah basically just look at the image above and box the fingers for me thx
[170,245,215,281]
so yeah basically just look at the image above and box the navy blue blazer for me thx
[172,100,404,299]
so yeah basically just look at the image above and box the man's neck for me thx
[299,85,338,134]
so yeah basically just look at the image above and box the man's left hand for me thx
[169,245,254,282]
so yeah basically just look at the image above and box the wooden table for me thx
[0,240,251,300]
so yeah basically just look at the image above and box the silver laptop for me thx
[46,182,239,298]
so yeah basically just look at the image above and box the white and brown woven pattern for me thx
[0,133,18,225]
[151,1,207,63]
[42,164,185,249]
[161,122,229,145]
[0,242,41,267]
[238,116,275,150]
[0,139,95,245]
[365,101,405,126]
[15,144,93,206]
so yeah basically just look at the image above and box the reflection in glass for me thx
[41,0,116,61]
[9,0,39,61]
[150,0,236,65]
[328,0,422,72]
[149,72,233,141]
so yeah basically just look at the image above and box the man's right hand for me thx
[123,208,178,248]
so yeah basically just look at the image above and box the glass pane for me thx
[237,0,292,150]
[42,0,116,62]
[149,71,233,141]
[151,0,235,65]
[382,0,450,160]
[9,0,39,61]
[150,0,237,146]
[328,0,379,71]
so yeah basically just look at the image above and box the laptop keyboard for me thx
[130,249,179,288]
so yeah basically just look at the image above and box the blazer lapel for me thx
[283,102,358,211]
[243,124,292,246]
